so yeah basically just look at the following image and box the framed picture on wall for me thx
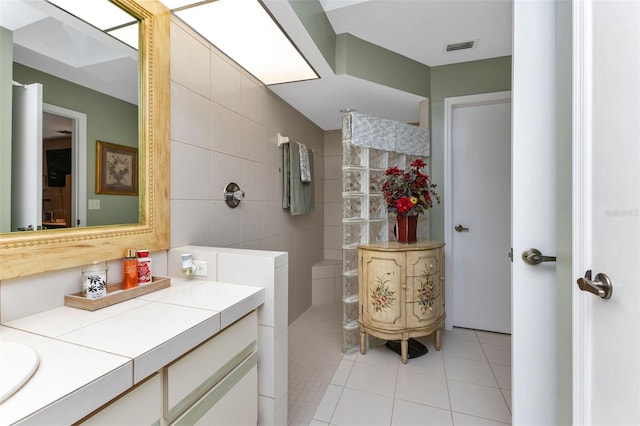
[96,140,138,195]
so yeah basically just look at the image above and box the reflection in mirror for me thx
[0,0,139,233]
[0,0,170,281]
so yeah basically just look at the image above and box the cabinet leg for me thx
[360,331,366,355]
[401,339,408,364]
[435,328,442,351]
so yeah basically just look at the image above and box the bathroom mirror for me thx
[3,0,140,232]
[0,0,170,280]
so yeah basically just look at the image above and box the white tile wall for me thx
[311,259,343,305]
[169,16,324,326]
[323,131,343,262]
[168,245,288,426]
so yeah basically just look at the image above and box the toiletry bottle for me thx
[122,248,138,290]
[137,249,152,285]
[82,261,108,299]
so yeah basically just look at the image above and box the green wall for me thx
[0,27,12,232]
[288,0,336,70]
[11,63,139,227]
[429,56,512,240]
[336,33,430,97]
[289,0,429,97]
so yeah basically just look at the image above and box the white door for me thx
[573,0,640,424]
[445,92,512,333]
[43,104,88,228]
[11,83,43,232]
[511,0,559,424]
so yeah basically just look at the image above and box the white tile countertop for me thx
[0,278,264,425]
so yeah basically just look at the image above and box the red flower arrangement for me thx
[382,159,440,215]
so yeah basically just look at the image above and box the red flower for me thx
[382,159,440,215]
[395,197,415,213]
[411,158,426,169]
[385,166,402,176]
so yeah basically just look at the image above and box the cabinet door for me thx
[360,250,404,330]
[406,250,444,327]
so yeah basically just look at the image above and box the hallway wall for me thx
[429,56,513,241]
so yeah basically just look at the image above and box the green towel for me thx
[282,143,315,215]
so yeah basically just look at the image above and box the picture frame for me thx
[96,140,138,195]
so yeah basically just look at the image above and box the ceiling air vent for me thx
[446,41,475,52]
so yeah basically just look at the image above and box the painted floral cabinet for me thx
[358,240,445,363]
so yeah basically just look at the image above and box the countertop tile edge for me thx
[19,362,133,425]
[133,314,221,384]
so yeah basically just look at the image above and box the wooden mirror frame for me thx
[0,0,170,280]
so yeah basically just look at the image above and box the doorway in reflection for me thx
[42,106,87,230]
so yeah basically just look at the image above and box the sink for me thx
[0,341,39,403]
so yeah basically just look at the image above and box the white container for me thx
[82,261,108,299]
[137,250,152,284]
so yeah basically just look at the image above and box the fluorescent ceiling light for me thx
[47,0,138,49]
[174,0,318,85]
[47,0,133,30]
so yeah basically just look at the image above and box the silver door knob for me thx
[455,224,469,232]
[577,270,613,299]
[521,248,556,265]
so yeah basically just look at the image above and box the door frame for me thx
[443,90,512,330]
[42,103,87,228]
[571,0,591,423]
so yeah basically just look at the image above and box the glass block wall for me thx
[341,142,430,354]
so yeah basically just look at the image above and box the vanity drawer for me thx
[164,310,257,423]
[80,373,162,425]
[172,354,257,425]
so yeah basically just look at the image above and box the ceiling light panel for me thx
[47,0,134,30]
[175,0,318,85]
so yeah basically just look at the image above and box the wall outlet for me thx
[192,260,208,277]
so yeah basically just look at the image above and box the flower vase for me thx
[396,214,418,243]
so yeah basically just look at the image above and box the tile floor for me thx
[288,302,512,426]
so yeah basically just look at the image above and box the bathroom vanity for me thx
[0,278,264,425]
[358,240,445,363]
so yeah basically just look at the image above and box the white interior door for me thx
[43,103,88,228]
[573,1,640,424]
[445,92,511,334]
[11,83,43,231]
[511,1,558,424]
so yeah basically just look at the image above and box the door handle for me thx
[577,270,613,299]
[455,224,469,232]
[521,248,556,265]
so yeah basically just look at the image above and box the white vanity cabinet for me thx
[79,311,258,426]
[165,310,258,425]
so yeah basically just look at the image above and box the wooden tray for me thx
[64,276,171,311]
